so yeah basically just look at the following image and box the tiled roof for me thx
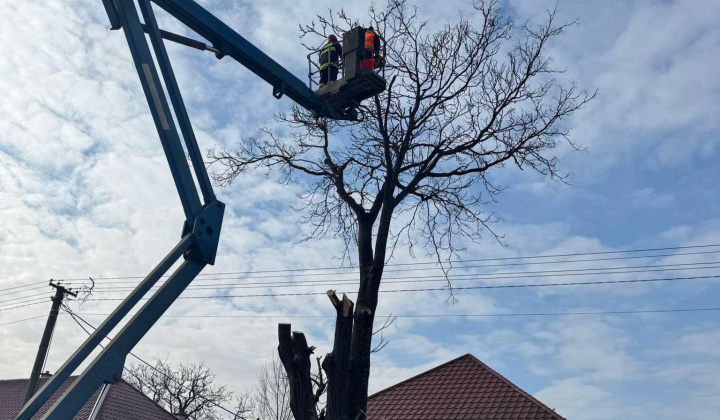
[93,380,177,420]
[0,377,176,420]
[366,354,565,420]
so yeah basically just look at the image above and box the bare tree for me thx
[208,1,593,419]
[254,354,294,420]
[232,394,255,420]
[124,360,253,420]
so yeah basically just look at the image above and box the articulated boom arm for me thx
[15,0,331,418]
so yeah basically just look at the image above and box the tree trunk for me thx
[277,216,392,420]
[322,291,354,420]
[345,219,383,420]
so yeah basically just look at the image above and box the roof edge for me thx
[0,376,76,383]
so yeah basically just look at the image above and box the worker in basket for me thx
[364,26,382,70]
[319,34,342,87]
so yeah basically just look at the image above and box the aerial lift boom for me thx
[15,0,370,418]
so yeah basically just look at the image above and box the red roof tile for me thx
[0,377,176,420]
[367,354,564,420]
[94,380,177,420]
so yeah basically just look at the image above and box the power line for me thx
[84,274,720,301]
[0,292,51,306]
[54,243,720,282]
[6,244,720,293]
[3,284,53,296]
[69,307,720,318]
[86,263,720,293]
[4,305,717,328]
[59,251,720,287]
[0,315,48,327]
[7,258,718,298]
[0,300,50,313]
[63,249,720,285]
[2,247,718,307]
[5,269,720,310]
[0,295,52,310]
[0,281,48,293]
[183,274,720,298]
[4,263,718,312]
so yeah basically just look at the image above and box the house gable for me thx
[367,354,565,420]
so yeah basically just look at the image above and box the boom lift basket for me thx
[307,27,387,113]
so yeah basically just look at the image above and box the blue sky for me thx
[1,0,719,419]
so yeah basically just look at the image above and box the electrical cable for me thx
[0,296,51,311]
[0,292,52,306]
[84,274,720,301]
[3,284,53,296]
[0,300,50,312]
[0,281,48,293]
[3,265,718,314]
[70,307,720,319]
[7,257,719,298]
[5,244,720,292]
[55,243,720,282]
[63,248,720,285]
[86,263,720,293]
[4,305,718,328]
[0,315,48,327]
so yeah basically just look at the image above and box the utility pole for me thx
[23,280,77,404]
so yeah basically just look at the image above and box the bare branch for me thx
[371,314,397,353]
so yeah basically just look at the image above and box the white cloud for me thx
[530,318,643,381]
[631,188,674,209]
[675,329,720,357]
[535,378,621,420]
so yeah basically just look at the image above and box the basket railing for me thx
[307,49,346,90]
[305,33,386,90]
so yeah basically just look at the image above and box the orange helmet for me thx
[328,34,338,42]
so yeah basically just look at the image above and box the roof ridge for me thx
[0,378,28,383]
[368,353,475,400]
[0,376,77,383]
[463,354,565,420]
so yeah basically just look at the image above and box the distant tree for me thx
[253,354,294,420]
[125,360,253,420]
[208,0,593,419]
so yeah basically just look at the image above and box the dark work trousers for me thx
[364,49,375,70]
[319,66,339,87]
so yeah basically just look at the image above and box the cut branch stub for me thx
[278,324,319,420]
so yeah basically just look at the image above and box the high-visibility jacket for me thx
[365,30,380,53]
[319,40,342,69]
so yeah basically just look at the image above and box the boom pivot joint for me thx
[183,200,225,265]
